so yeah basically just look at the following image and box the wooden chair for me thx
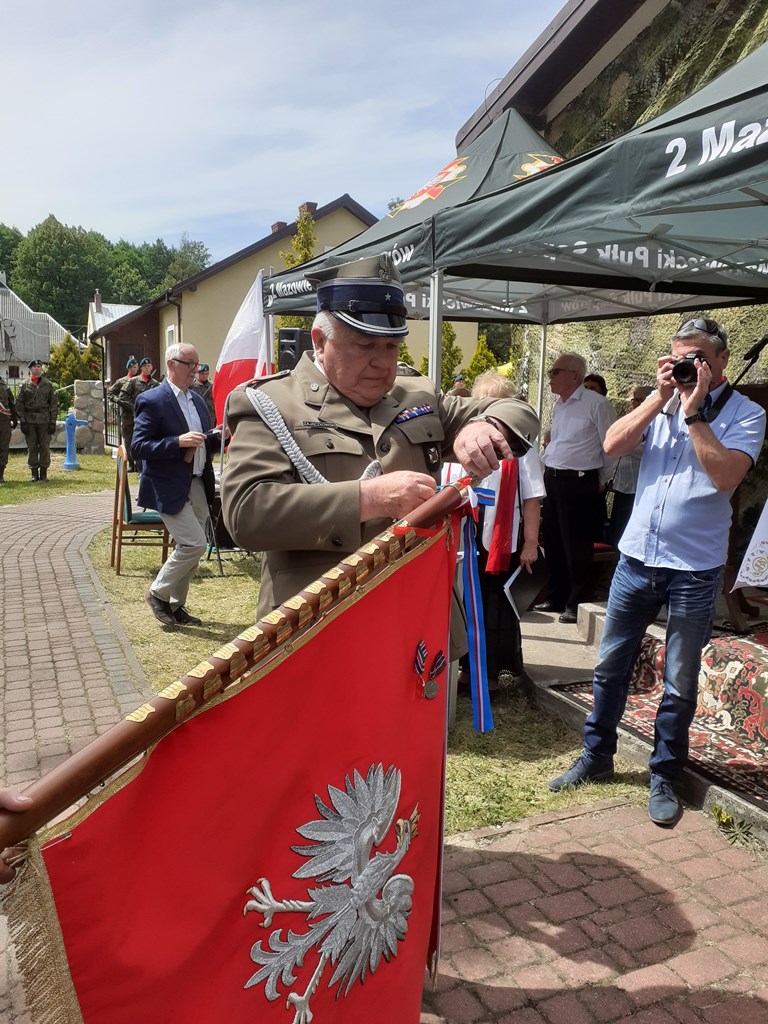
[110,445,171,575]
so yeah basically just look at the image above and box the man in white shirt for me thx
[131,343,218,628]
[537,352,617,623]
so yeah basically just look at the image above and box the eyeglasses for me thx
[677,318,727,345]
[548,367,575,377]
[171,358,201,370]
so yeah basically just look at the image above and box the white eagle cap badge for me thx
[243,763,419,1022]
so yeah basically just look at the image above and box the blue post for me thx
[63,410,89,471]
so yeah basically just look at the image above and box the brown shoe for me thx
[146,590,175,626]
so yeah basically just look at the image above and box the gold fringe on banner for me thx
[4,841,84,1024]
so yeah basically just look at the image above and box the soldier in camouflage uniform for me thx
[190,363,217,426]
[0,376,18,483]
[118,357,159,470]
[108,356,138,467]
[15,360,58,481]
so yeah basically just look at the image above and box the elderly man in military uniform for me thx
[119,357,159,471]
[190,362,217,426]
[15,360,58,482]
[108,355,139,467]
[222,255,540,621]
[0,375,18,484]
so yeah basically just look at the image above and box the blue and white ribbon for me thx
[461,514,494,733]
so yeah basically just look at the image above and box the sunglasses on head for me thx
[677,318,727,344]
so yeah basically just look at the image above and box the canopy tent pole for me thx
[427,270,444,388]
[536,323,548,422]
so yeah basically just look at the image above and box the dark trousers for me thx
[24,423,51,470]
[0,420,11,473]
[542,468,600,611]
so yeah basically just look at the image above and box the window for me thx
[166,325,176,347]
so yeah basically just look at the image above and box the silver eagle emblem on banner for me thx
[242,763,419,1022]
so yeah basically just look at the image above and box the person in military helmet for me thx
[108,356,139,468]
[190,362,216,426]
[15,360,58,482]
[222,254,540,623]
[119,357,159,471]
[0,374,18,483]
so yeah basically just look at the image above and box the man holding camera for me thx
[549,318,765,826]
[131,343,217,628]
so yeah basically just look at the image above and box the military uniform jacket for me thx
[15,377,57,426]
[191,380,216,426]
[108,373,135,404]
[222,352,539,615]
[0,380,17,427]
[118,375,160,425]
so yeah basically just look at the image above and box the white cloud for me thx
[2,0,566,262]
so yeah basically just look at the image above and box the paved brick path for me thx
[422,799,768,1022]
[2,494,768,1023]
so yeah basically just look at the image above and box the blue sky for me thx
[3,0,567,264]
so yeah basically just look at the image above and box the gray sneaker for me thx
[648,773,682,826]
[548,753,614,792]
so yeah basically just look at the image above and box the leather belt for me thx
[544,467,599,478]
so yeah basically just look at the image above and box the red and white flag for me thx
[212,269,273,424]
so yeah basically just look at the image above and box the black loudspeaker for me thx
[277,328,313,372]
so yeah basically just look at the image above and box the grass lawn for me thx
[0,451,116,504]
[3,456,648,833]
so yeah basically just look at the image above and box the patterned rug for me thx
[554,631,768,810]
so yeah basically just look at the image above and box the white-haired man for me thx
[549,319,766,826]
[537,351,617,623]
[132,343,217,628]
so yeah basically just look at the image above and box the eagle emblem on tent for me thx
[243,763,419,1022]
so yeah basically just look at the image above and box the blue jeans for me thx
[584,554,723,779]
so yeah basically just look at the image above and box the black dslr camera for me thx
[671,351,708,387]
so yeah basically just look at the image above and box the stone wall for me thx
[10,379,105,454]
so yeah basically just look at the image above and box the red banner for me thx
[31,524,457,1024]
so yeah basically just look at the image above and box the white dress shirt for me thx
[542,385,618,486]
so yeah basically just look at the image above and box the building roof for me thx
[456,0,664,150]
[90,193,377,340]
[89,302,140,334]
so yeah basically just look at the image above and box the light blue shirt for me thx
[620,383,766,570]
[168,381,206,477]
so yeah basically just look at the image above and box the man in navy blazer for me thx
[132,343,217,627]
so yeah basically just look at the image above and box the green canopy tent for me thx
[263,107,565,351]
[433,41,768,316]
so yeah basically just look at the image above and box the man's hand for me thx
[0,789,32,884]
[179,431,206,449]
[360,472,437,522]
[656,355,678,403]
[47,423,56,436]
[679,358,712,418]
[519,540,539,574]
[454,419,513,477]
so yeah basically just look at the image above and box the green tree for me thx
[418,322,463,390]
[12,216,112,332]
[160,233,211,291]
[387,197,405,213]
[398,339,415,365]
[465,333,497,387]
[276,204,318,340]
[0,224,23,283]
[47,333,101,412]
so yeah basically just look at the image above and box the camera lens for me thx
[671,358,699,387]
